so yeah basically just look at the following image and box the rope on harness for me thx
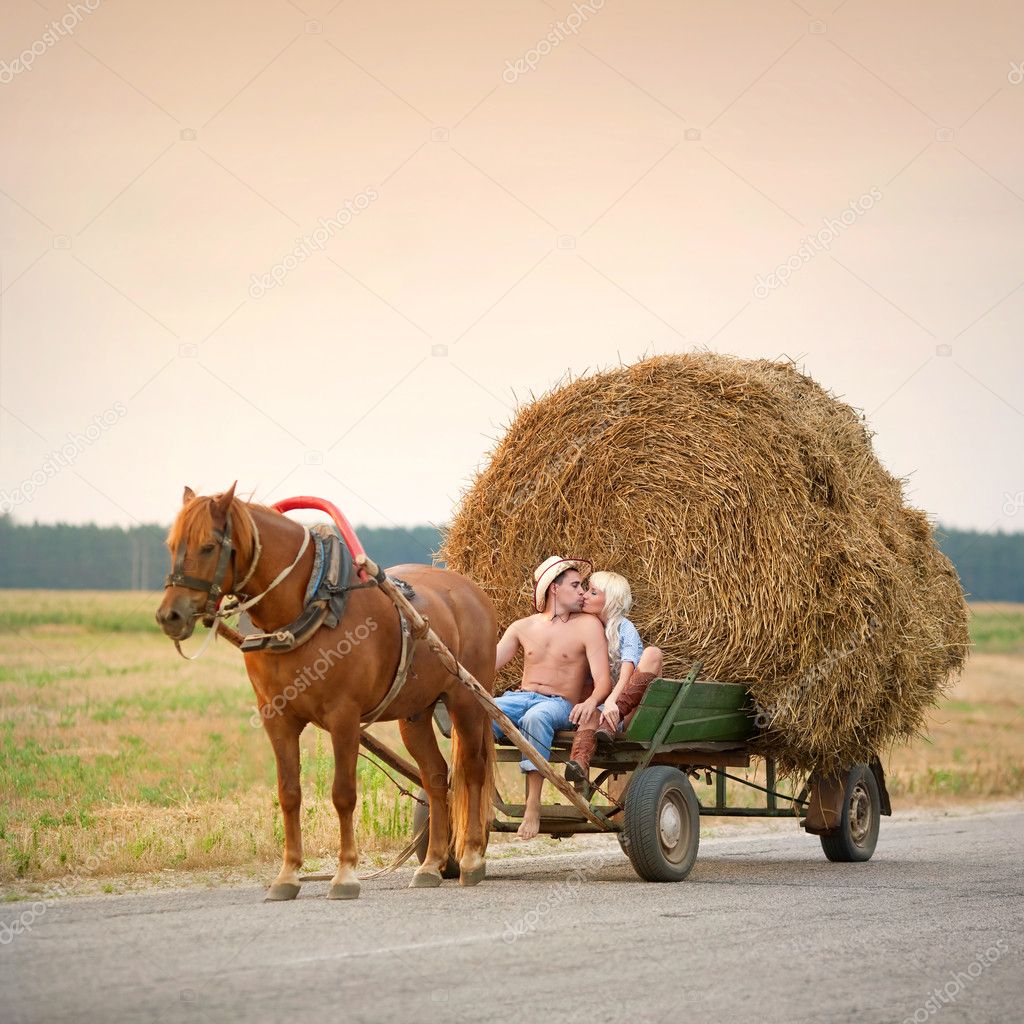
[224,525,311,618]
[296,742,434,883]
[298,819,428,882]
[173,617,222,662]
[360,606,420,725]
[357,750,427,806]
[172,526,311,662]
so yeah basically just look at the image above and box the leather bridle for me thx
[163,503,314,658]
[164,508,238,627]
[161,497,415,724]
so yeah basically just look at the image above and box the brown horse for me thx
[155,484,497,899]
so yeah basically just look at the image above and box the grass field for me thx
[1,591,1021,890]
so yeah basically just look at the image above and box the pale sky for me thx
[1,0,1022,536]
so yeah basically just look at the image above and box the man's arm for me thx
[569,617,613,724]
[495,620,522,672]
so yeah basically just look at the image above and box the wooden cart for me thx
[404,662,892,883]
[352,564,892,884]
[489,662,892,881]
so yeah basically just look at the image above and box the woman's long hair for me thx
[589,571,633,676]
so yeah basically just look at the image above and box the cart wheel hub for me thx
[849,782,872,845]
[659,801,682,848]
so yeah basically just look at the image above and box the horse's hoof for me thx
[460,863,486,887]
[264,882,300,902]
[409,869,443,889]
[327,881,361,900]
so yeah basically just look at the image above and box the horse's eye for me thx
[199,544,216,555]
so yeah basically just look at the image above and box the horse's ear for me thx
[213,482,237,520]
[182,485,196,505]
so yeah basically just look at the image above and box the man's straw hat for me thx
[533,555,593,613]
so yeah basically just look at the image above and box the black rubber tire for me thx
[820,764,881,863]
[621,767,700,882]
[412,788,460,878]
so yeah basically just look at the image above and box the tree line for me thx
[0,515,440,591]
[935,528,1024,602]
[0,515,1021,601]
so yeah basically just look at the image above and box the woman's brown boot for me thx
[595,670,659,743]
[565,727,597,785]
[616,670,656,719]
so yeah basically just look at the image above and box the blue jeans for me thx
[492,690,574,773]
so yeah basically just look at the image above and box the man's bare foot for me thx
[516,806,541,840]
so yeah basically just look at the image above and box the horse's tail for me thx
[449,708,495,862]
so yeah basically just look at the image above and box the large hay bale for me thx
[439,353,969,774]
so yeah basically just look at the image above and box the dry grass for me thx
[884,648,1024,800]
[0,591,416,887]
[0,593,1017,893]
[441,353,970,774]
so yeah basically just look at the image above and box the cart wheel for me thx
[621,767,700,882]
[412,789,460,878]
[820,764,880,863]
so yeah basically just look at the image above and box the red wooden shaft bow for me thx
[271,495,370,582]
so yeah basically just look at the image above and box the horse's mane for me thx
[165,491,277,567]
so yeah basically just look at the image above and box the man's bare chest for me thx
[521,627,585,662]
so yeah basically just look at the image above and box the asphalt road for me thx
[2,807,1022,1024]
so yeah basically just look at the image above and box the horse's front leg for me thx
[327,714,362,900]
[264,717,305,901]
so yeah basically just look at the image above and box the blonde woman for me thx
[565,571,664,784]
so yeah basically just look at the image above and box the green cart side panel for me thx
[629,678,678,707]
[663,713,754,744]
[624,677,755,744]
[624,706,667,740]
[683,681,751,711]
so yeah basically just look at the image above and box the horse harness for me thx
[164,507,423,723]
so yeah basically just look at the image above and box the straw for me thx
[439,353,969,774]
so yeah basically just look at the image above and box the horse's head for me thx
[156,482,248,640]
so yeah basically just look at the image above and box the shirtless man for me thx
[493,556,613,840]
